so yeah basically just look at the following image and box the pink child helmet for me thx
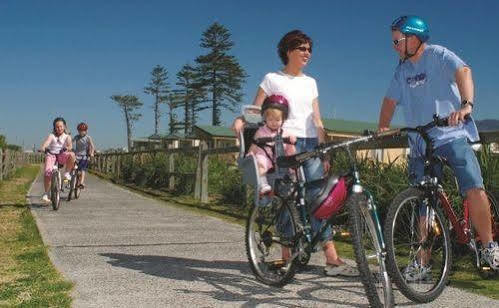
[261,94,290,120]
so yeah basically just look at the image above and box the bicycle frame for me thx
[289,137,387,260]
[437,191,471,244]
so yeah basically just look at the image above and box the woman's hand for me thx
[231,117,245,136]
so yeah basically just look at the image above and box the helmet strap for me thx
[402,38,423,62]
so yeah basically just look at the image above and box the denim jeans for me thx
[295,138,333,243]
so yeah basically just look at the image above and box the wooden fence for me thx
[91,131,499,203]
[0,149,44,181]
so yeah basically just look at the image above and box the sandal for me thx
[266,259,290,273]
[324,263,359,277]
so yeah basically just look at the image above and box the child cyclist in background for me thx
[248,94,296,194]
[39,117,76,203]
[73,122,95,188]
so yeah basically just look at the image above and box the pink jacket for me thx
[249,125,295,172]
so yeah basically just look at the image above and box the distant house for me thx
[192,125,238,148]
[323,118,408,164]
[131,132,199,151]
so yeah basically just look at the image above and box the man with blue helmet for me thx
[378,15,498,280]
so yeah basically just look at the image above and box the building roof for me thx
[194,125,235,138]
[322,118,379,134]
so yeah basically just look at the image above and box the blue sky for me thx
[1,1,498,150]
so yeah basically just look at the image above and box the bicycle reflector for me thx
[311,176,348,220]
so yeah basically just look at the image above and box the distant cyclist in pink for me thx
[248,95,296,194]
[39,117,76,203]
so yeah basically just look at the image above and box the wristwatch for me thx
[461,100,474,110]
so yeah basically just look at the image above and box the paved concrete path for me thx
[28,172,498,307]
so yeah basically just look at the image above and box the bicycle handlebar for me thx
[253,136,294,146]
[39,148,68,155]
[277,114,471,167]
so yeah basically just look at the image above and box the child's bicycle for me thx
[40,149,66,210]
[237,108,393,307]
[381,115,499,303]
[67,155,88,201]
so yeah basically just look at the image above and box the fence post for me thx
[111,154,116,175]
[168,152,175,191]
[194,142,207,199]
[4,149,9,178]
[0,148,3,181]
[116,155,121,179]
[200,147,209,203]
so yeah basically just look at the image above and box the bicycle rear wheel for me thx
[51,172,61,211]
[348,193,393,308]
[384,187,452,303]
[245,197,301,286]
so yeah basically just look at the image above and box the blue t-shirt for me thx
[385,44,479,157]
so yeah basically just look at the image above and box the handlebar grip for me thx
[254,136,294,145]
[434,114,471,127]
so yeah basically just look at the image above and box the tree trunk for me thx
[125,106,132,151]
[154,95,159,135]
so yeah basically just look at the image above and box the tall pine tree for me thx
[175,64,207,134]
[195,22,247,126]
[144,65,169,136]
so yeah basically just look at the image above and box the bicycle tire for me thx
[348,193,394,308]
[245,198,301,286]
[68,171,76,201]
[51,172,61,211]
[384,187,452,303]
[74,171,82,199]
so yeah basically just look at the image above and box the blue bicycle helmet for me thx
[391,15,429,43]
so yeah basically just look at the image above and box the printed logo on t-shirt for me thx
[406,73,427,88]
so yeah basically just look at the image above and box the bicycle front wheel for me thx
[51,172,61,211]
[68,172,76,201]
[384,187,452,303]
[348,193,393,308]
[245,197,301,286]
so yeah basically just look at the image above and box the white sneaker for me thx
[403,261,432,282]
[64,172,71,181]
[481,241,499,271]
[41,194,50,203]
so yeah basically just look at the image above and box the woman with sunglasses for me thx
[233,30,358,277]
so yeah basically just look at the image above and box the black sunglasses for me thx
[294,46,312,53]
[392,37,406,46]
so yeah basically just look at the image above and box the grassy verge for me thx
[450,253,499,299]
[90,170,498,300]
[0,165,73,307]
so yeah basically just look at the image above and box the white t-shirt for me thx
[259,71,319,138]
[47,133,69,154]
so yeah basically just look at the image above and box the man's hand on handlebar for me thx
[448,105,472,127]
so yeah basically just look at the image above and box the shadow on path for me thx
[100,252,378,307]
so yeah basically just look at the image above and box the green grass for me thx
[0,165,73,307]
[450,253,499,299]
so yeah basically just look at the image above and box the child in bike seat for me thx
[248,94,296,194]
[39,117,76,203]
[73,122,95,189]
